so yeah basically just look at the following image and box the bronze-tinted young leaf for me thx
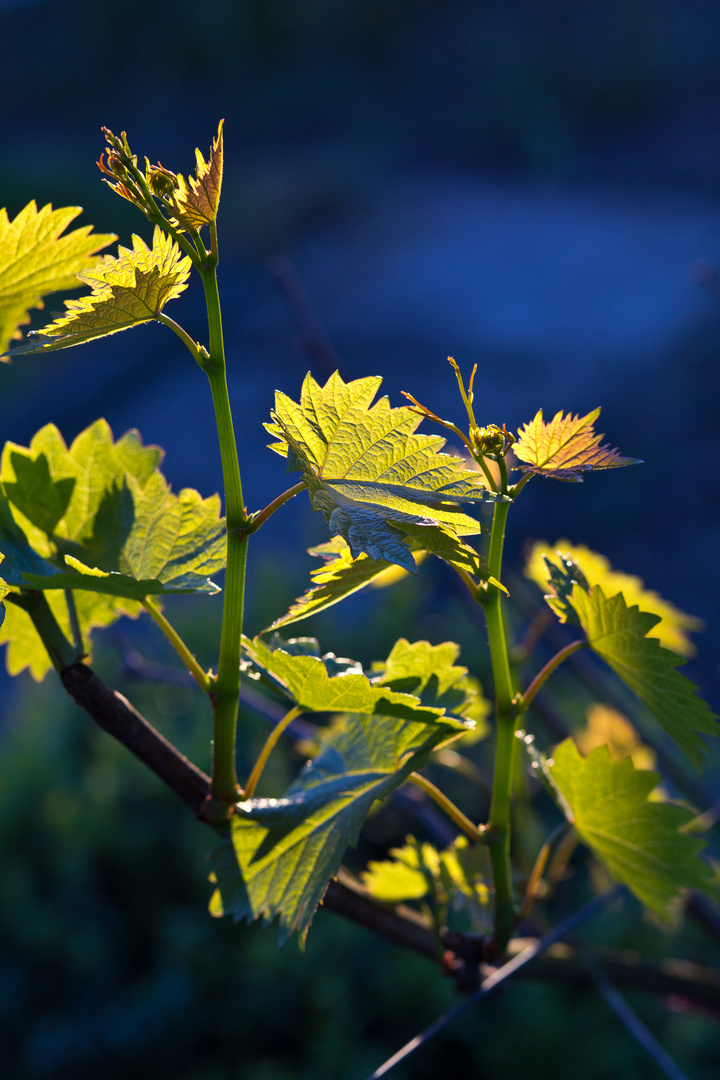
[570,585,718,768]
[514,408,640,481]
[549,739,714,918]
[210,702,468,944]
[10,228,191,355]
[265,371,501,572]
[0,201,115,358]
[165,121,224,230]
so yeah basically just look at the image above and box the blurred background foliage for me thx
[2,0,720,1075]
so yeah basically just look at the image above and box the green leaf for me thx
[210,702,468,943]
[514,408,640,481]
[265,526,496,633]
[1,420,225,598]
[526,539,702,656]
[0,201,115,358]
[9,228,191,355]
[241,634,459,724]
[570,585,718,768]
[373,637,484,723]
[165,121,224,230]
[362,835,492,931]
[549,739,713,918]
[265,371,501,572]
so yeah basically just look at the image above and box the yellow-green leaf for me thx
[514,408,640,481]
[166,121,224,230]
[549,739,713,918]
[265,371,501,573]
[526,539,701,656]
[11,228,191,354]
[0,201,115,357]
[570,585,718,768]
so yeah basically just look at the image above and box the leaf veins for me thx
[514,407,640,481]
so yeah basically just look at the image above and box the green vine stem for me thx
[243,705,303,800]
[484,497,519,953]
[408,772,488,846]
[141,597,211,693]
[199,255,250,806]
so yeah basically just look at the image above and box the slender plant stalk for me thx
[141,597,211,692]
[408,772,488,845]
[520,639,587,713]
[244,706,303,800]
[248,481,305,533]
[199,256,250,805]
[520,821,569,919]
[483,497,518,952]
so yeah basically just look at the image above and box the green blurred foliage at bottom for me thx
[0,658,719,1079]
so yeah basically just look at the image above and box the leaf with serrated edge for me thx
[242,635,460,724]
[265,371,502,572]
[1,420,225,600]
[9,228,191,355]
[570,585,718,768]
[526,540,701,656]
[549,739,713,917]
[210,702,468,943]
[373,638,481,722]
[0,201,115,358]
[266,524,492,632]
[514,408,640,481]
[166,121,224,230]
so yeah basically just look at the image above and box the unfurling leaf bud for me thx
[470,424,510,459]
[145,160,179,198]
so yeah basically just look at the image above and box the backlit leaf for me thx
[372,637,484,723]
[549,739,713,917]
[362,835,492,931]
[241,634,454,724]
[210,701,468,943]
[10,228,191,354]
[265,371,502,572]
[514,408,640,481]
[0,201,115,358]
[526,540,701,656]
[165,121,224,230]
[570,585,718,768]
[576,703,656,772]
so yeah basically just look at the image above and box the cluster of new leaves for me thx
[526,540,701,656]
[8,229,191,355]
[163,121,224,231]
[0,420,225,679]
[362,834,492,932]
[513,407,641,481]
[0,201,115,357]
[212,637,477,943]
[265,371,503,574]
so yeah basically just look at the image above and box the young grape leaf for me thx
[0,201,115,358]
[265,522,497,633]
[362,835,492,931]
[9,228,191,355]
[526,540,701,656]
[514,408,640,481]
[265,371,502,573]
[549,739,713,918]
[570,585,718,768]
[165,121,224,230]
[210,704,469,943]
[241,635,452,724]
[373,638,484,722]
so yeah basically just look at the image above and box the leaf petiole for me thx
[407,771,487,846]
[247,482,305,534]
[519,640,587,714]
[142,597,211,693]
[156,312,206,366]
[243,705,303,799]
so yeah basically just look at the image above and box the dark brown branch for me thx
[60,663,211,818]
[60,662,720,1012]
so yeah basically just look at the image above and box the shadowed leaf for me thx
[549,739,713,917]
[570,585,718,768]
[166,121,224,230]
